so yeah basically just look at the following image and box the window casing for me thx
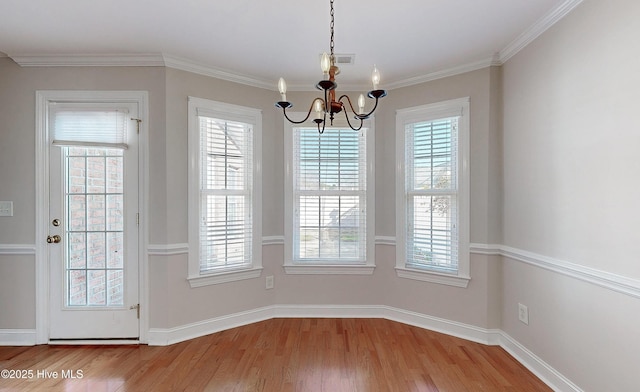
[188,97,262,287]
[284,117,375,274]
[396,98,470,287]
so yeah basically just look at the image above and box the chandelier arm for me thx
[337,94,370,126]
[324,88,330,112]
[344,110,364,131]
[342,110,364,131]
[337,94,359,116]
[318,112,327,134]
[338,93,382,120]
[281,98,325,124]
[336,95,364,131]
[360,96,381,119]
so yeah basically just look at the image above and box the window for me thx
[63,146,126,306]
[188,97,262,287]
[284,118,375,274]
[396,98,470,287]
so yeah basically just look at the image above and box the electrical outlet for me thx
[0,201,13,217]
[265,275,274,290]
[518,303,529,325]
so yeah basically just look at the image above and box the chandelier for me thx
[275,0,387,133]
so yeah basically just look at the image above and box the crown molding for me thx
[499,0,584,63]
[385,57,499,90]
[6,0,582,90]
[10,53,165,67]
[161,54,275,90]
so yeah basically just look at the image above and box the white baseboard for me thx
[148,304,497,346]
[147,306,275,346]
[0,329,37,346]
[48,339,139,345]
[498,331,583,392]
[382,306,503,345]
[147,304,581,392]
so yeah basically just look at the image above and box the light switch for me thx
[0,201,14,217]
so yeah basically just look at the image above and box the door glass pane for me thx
[64,147,125,307]
[68,270,87,306]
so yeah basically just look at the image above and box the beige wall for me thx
[501,0,640,390]
[0,255,34,329]
[503,0,640,279]
[0,58,499,331]
[0,59,166,328]
[147,66,499,329]
[149,68,281,328]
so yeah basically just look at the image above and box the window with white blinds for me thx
[188,97,262,286]
[289,127,371,266]
[406,118,458,272]
[396,98,470,287]
[199,117,253,272]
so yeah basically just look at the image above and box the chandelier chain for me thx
[330,0,335,59]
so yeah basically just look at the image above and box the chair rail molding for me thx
[0,244,36,255]
[147,243,189,256]
[470,242,640,299]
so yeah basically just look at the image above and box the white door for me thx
[48,102,140,340]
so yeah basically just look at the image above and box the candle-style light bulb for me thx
[278,77,287,101]
[320,52,331,79]
[371,65,381,90]
[358,94,366,114]
[314,99,324,119]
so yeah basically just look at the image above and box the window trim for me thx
[284,115,375,275]
[395,98,470,288]
[187,97,262,287]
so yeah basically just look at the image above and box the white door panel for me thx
[48,103,139,340]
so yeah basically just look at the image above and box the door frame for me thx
[35,90,149,344]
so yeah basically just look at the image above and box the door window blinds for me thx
[50,104,129,149]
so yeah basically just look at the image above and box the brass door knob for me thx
[46,235,62,244]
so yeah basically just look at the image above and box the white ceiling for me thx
[0,0,576,91]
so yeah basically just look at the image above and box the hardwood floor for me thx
[0,318,551,391]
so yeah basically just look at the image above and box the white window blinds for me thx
[293,128,367,262]
[199,116,253,272]
[405,117,459,272]
[50,105,129,149]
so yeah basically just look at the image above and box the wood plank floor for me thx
[0,318,551,391]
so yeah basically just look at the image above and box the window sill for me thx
[284,264,375,275]
[395,267,470,288]
[188,266,263,288]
